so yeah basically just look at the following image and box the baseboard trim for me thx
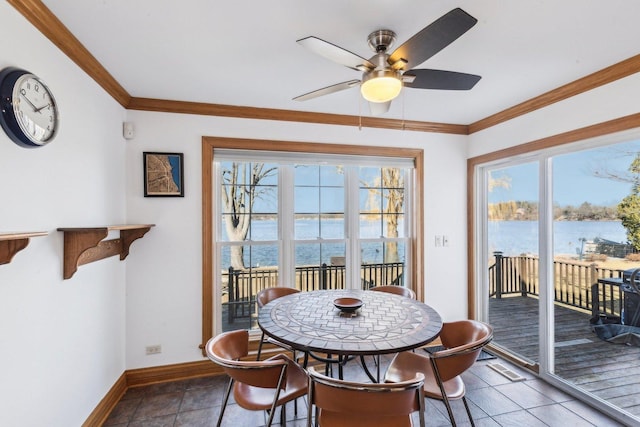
[127,359,223,388]
[84,341,356,425]
[82,372,127,427]
[82,360,226,426]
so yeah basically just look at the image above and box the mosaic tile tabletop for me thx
[258,289,442,356]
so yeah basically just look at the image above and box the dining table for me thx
[257,288,443,381]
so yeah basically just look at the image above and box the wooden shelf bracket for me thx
[0,232,48,265]
[57,225,154,279]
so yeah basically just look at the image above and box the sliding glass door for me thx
[476,136,640,423]
[551,144,640,418]
[485,161,540,365]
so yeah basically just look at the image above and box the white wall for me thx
[0,4,127,426]
[124,111,470,368]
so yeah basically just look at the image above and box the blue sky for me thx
[488,140,640,206]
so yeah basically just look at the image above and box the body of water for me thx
[221,219,630,268]
[221,219,405,268]
[489,220,628,257]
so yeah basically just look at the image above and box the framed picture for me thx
[143,152,184,197]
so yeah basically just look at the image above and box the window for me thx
[215,154,413,333]
[201,137,424,345]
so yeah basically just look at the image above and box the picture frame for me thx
[143,152,184,197]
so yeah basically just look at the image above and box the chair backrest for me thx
[307,366,425,427]
[369,285,416,300]
[206,330,289,389]
[257,287,300,308]
[431,320,493,382]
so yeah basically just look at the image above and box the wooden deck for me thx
[489,296,640,417]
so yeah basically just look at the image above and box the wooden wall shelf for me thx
[0,232,48,265]
[57,225,154,279]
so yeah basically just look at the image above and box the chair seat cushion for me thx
[423,372,465,400]
[234,355,308,409]
[385,351,466,401]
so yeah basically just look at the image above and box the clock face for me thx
[12,73,58,144]
[0,67,59,148]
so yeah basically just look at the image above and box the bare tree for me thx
[382,168,404,262]
[364,168,404,263]
[221,162,276,269]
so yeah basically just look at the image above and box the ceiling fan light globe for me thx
[361,75,402,103]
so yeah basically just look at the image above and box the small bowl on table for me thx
[333,297,363,313]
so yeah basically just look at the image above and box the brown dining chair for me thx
[384,320,493,427]
[206,329,308,427]
[306,365,426,427]
[369,285,416,299]
[256,287,301,360]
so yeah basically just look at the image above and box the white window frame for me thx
[213,148,415,334]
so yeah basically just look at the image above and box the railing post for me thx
[591,282,600,320]
[228,266,235,324]
[494,251,503,299]
[321,263,327,290]
[518,255,527,297]
[589,263,600,315]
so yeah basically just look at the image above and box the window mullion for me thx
[346,166,359,290]
[404,168,413,292]
[280,165,295,287]
[538,156,554,374]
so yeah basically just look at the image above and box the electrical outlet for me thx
[442,235,449,247]
[146,345,162,355]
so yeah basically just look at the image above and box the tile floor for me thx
[104,354,628,427]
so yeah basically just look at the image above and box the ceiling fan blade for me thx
[403,69,481,90]
[293,80,361,101]
[297,36,375,71]
[369,101,391,116]
[388,8,477,70]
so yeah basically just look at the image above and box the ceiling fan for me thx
[293,8,481,115]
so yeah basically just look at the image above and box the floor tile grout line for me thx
[104,356,628,427]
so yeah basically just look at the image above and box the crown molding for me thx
[128,97,469,134]
[469,54,640,134]
[8,0,131,107]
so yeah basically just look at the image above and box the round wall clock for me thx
[0,67,59,148]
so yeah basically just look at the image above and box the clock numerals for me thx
[0,67,58,147]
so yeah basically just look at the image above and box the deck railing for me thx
[224,262,404,323]
[489,252,626,316]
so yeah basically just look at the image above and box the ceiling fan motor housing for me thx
[367,29,397,53]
